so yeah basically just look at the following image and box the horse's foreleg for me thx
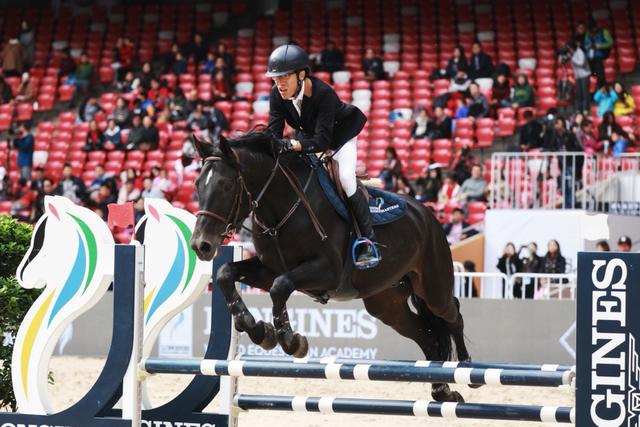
[270,258,333,358]
[216,256,278,350]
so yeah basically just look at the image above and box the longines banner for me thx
[58,292,577,364]
[576,252,640,427]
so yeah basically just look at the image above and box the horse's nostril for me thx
[199,241,212,254]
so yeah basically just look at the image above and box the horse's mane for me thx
[224,127,276,160]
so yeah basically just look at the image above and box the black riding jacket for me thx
[268,76,367,153]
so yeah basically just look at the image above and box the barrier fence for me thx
[453,271,577,300]
[489,152,640,214]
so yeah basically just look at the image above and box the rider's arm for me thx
[296,88,336,153]
[267,88,286,138]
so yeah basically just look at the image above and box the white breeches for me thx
[331,138,358,197]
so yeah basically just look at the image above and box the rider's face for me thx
[273,72,298,99]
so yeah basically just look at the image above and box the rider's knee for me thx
[269,276,295,302]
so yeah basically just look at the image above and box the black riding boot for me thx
[347,191,381,267]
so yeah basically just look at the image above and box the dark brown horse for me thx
[190,131,471,402]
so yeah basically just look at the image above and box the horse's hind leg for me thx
[216,256,278,350]
[270,257,334,358]
[363,287,465,403]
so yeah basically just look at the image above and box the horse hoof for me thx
[431,385,465,403]
[247,321,277,350]
[468,383,483,389]
[291,334,309,358]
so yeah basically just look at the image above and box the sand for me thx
[48,356,574,427]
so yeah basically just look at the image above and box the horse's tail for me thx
[410,294,453,362]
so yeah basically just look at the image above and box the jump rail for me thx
[142,358,575,387]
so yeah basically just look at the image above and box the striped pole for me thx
[142,358,574,387]
[234,395,575,423]
[238,355,575,373]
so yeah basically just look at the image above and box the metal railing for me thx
[453,272,577,300]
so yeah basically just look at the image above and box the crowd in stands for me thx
[0,5,638,251]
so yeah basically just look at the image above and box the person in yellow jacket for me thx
[613,81,636,117]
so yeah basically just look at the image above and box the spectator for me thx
[138,62,155,91]
[171,51,187,76]
[12,123,34,181]
[453,98,469,119]
[597,112,630,154]
[410,108,429,139]
[19,20,35,70]
[58,48,76,80]
[0,76,13,103]
[211,56,232,84]
[569,39,591,115]
[187,102,212,134]
[617,235,632,252]
[544,117,584,207]
[497,242,522,277]
[610,131,629,157]
[104,118,124,151]
[147,78,170,111]
[13,72,36,104]
[466,82,489,119]
[10,178,36,219]
[414,164,442,203]
[120,167,143,190]
[84,119,105,151]
[426,106,452,139]
[29,166,45,192]
[516,242,542,298]
[317,40,344,73]
[541,239,566,274]
[443,208,473,245]
[510,74,534,109]
[88,164,108,194]
[112,97,131,128]
[577,120,601,154]
[113,37,134,81]
[214,42,235,72]
[460,260,479,297]
[438,173,461,205]
[202,52,216,74]
[174,140,200,184]
[141,176,165,199]
[451,145,474,185]
[362,48,384,80]
[595,240,610,251]
[56,163,86,203]
[117,179,141,204]
[593,83,617,117]
[185,33,208,65]
[78,97,104,122]
[2,38,24,77]
[118,70,136,93]
[125,114,144,150]
[93,180,118,219]
[613,81,636,117]
[137,116,160,152]
[445,45,468,79]
[31,177,56,222]
[459,164,487,202]
[518,109,543,151]
[379,147,402,191]
[208,104,229,141]
[168,87,191,122]
[133,197,145,223]
[212,68,233,101]
[490,73,511,110]
[74,52,94,94]
[573,23,587,46]
[467,42,493,80]
[0,167,11,201]
[584,18,613,87]
[448,70,471,93]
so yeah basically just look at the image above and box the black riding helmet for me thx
[265,44,310,78]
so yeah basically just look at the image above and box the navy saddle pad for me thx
[309,155,407,225]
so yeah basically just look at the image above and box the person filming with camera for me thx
[563,39,590,115]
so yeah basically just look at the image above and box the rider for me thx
[265,43,381,268]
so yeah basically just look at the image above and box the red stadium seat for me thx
[59,85,75,102]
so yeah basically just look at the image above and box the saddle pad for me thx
[310,155,407,225]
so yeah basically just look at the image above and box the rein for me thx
[196,148,328,269]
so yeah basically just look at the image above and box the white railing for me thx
[490,152,596,210]
[453,272,577,300]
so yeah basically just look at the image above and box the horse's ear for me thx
[191,133,214,160]
[219,135,236,164]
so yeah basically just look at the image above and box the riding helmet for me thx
[265,44,310,78]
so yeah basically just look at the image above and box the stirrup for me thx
[351,237,381,270]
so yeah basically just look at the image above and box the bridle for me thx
[195,147,327,251]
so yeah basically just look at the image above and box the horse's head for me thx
[191,131,278,260]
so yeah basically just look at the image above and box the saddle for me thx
[308,154,407,226]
